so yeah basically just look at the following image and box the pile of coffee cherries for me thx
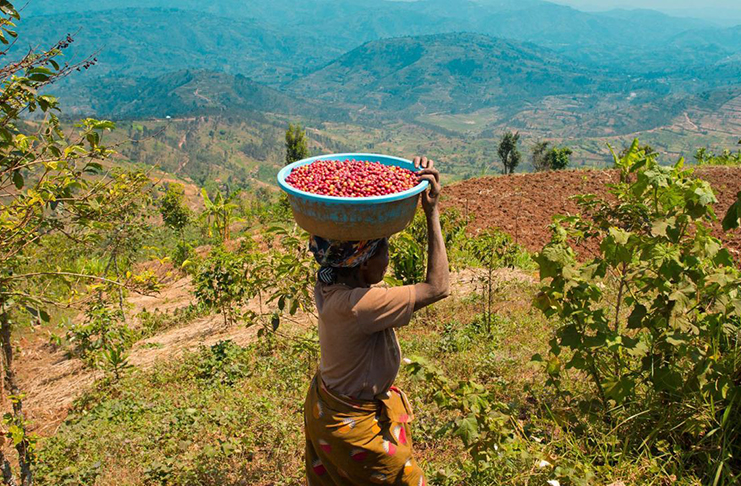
[285,159,419,197]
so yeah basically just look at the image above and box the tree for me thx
[546,146,573,171]
[0,4,154,482]
[159,182,191,237]
[200,188,241,243]
[285,123,309,164]
[497,131,521,175]
[619,143,656,160]
[532,142,572,171]
[531,141,550,172]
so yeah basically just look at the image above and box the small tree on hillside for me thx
[546,146,573,171]
[159,182,191,239]
[497,131,521,175]
[285,123,309,164]
[200,188,241,243]
[531,141,550,172]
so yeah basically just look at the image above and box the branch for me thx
[2,271,124,287]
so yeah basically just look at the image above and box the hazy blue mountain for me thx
[287,33,627,113]
[21,0,738,75]
[14,0,741,132]
[666,25,741,53]
[13,8,342,84]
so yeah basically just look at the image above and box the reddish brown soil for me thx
[442,167,741,260]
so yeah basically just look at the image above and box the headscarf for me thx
[309,235,386,284]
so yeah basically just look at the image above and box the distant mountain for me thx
[13,8,341,84]
[54,70,352,122]
[288,33,628,113]
[19,0,739,76]
[666,25,741,54]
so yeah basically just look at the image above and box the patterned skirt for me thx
[304,373,427,485]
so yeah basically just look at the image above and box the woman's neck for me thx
[334,272,369,288]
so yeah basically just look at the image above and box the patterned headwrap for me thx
[309,236,386,284]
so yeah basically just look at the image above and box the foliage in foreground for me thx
[535,141,741,484]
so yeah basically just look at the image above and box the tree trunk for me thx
[0,449,16,486]
[0,302,33,486]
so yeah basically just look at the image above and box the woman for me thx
[304,157,449,485]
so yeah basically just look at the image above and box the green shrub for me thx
[695,142,741,167]
[193,247,249,326]
[195,340,250,386]
[534,140,741,483]
[66,303,137,363]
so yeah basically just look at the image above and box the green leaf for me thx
[271,313,280,332]
[722,191,741,231]
[652,367,683,393]
[12,170,23,189]
[604,377,635,404]
[628,304,647,329]
[558,324,582,348]
[454,414,479,446]
[546,356,561,377]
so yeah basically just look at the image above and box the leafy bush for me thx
[467,230,516,333]
[531,142,573,171]
[534,141,741,483]
[66,303,137,363]
[195,340,250,386]
[158,182,191,234]
[695,142,741,167]
[193,247,249,326]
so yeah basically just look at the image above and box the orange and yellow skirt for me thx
[304,373,427,485]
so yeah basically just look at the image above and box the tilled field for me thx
[442,166,741,260]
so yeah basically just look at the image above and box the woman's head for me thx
[309,236,389,286]
[350,237,389,285]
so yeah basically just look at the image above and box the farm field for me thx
[6,162,740,485]
[3,0,741,484]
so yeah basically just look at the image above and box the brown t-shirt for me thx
[315,283,416,400]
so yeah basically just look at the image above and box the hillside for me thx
[289,33,622,113]
[56,70,341,120]
[13,8,339,84]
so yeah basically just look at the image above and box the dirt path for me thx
[193,88,213,105]
[13,267,524,437]
[684,112,699,131]
[15,271,314,436]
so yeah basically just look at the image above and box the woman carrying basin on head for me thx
[304,156,449,486]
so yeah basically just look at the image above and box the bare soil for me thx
[442,167,741,260]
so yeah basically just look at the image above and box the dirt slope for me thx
[442,167,741,259]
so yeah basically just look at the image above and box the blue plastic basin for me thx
[277,153,428,240]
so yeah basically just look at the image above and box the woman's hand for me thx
[413,156,441,214]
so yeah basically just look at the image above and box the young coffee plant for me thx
[467,230,518,334]
[193,246,249,327]
[65,302,137,365]
[534,140,741,483]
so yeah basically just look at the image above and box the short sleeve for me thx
[350,285,416,334]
